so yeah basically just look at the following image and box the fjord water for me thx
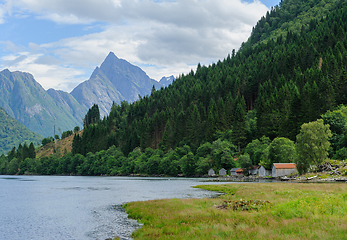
[0,176,220,240]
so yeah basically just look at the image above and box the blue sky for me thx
[0,0,280,92]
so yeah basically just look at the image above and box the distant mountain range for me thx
[0,52,174,138]
[71,52,173,116]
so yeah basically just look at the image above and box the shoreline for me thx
[5,172,347,183]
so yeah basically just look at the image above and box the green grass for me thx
[124,183,347,239]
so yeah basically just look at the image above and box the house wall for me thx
[259,166,271,177]
[276,168,297,177]
[208,169,215,176]
[219,168,227,176]
[272,167,297,177]
[272,165,277,177]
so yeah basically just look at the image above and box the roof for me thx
[236,169,243,173]
[273,163,297,169]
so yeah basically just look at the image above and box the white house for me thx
[259,165,272,177]
[208,168,215,176]
[219,168,227,176]
[272,163,297,177]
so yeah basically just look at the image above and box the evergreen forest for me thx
[2,0,347,176]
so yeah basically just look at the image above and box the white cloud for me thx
[1,0,269,92]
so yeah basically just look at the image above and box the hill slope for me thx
[0,107,42,154]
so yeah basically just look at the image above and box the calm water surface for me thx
[0,176,224,240]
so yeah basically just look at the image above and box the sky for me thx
[0,0,280,92]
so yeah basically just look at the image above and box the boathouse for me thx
[272,163,297,177]
[259,165,272,177]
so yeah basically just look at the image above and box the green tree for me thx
[244,136,271,165]
[268,137,296,165]
[74,126,80,133]
[295,119,332,174]
[232,95,247,151]
[321,107,347,156]
[28,142,36,159]
[238,153,253,171]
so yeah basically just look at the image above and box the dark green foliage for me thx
[83,104,100,128]
[61,130,73,139]
[321,106,347,155]
[42,137,54,146]
[74,126,80,133]
[244,136,271,165]
[238,154,253,170]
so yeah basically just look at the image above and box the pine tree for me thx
[232,95,247,152]
[29,143,36,159]
[286,86,303,141]
[205,99,218,142]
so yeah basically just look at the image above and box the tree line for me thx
[0,117,333,176]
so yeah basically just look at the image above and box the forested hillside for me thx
[73,0,347,154]
[2,0,347,176]
[0,107,42,155]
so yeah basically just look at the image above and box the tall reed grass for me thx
[124,183,347,239]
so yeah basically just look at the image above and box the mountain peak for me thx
[105,52,119,61]
[1,69,11,74]
[159,75,175,86]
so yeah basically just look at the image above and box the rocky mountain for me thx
[0,69,85,137]
[159,75,175,86]
[0,107,42,154]
[0,53,174,137]
[47,89,88,123]
[71,52,173,116]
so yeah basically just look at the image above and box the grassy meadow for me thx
[124,183,347,239]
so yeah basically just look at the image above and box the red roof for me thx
[236,169,243,173]
[273,163,296,169]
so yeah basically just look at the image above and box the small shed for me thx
[230,168,238,176]
[208,168,215,176]
[272,163,297,177]
[219,168,227,176]
[248,165,260,175]
[259,165,272,177]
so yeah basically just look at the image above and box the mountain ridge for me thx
[0,53,174,136]
[71,52,173,116]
